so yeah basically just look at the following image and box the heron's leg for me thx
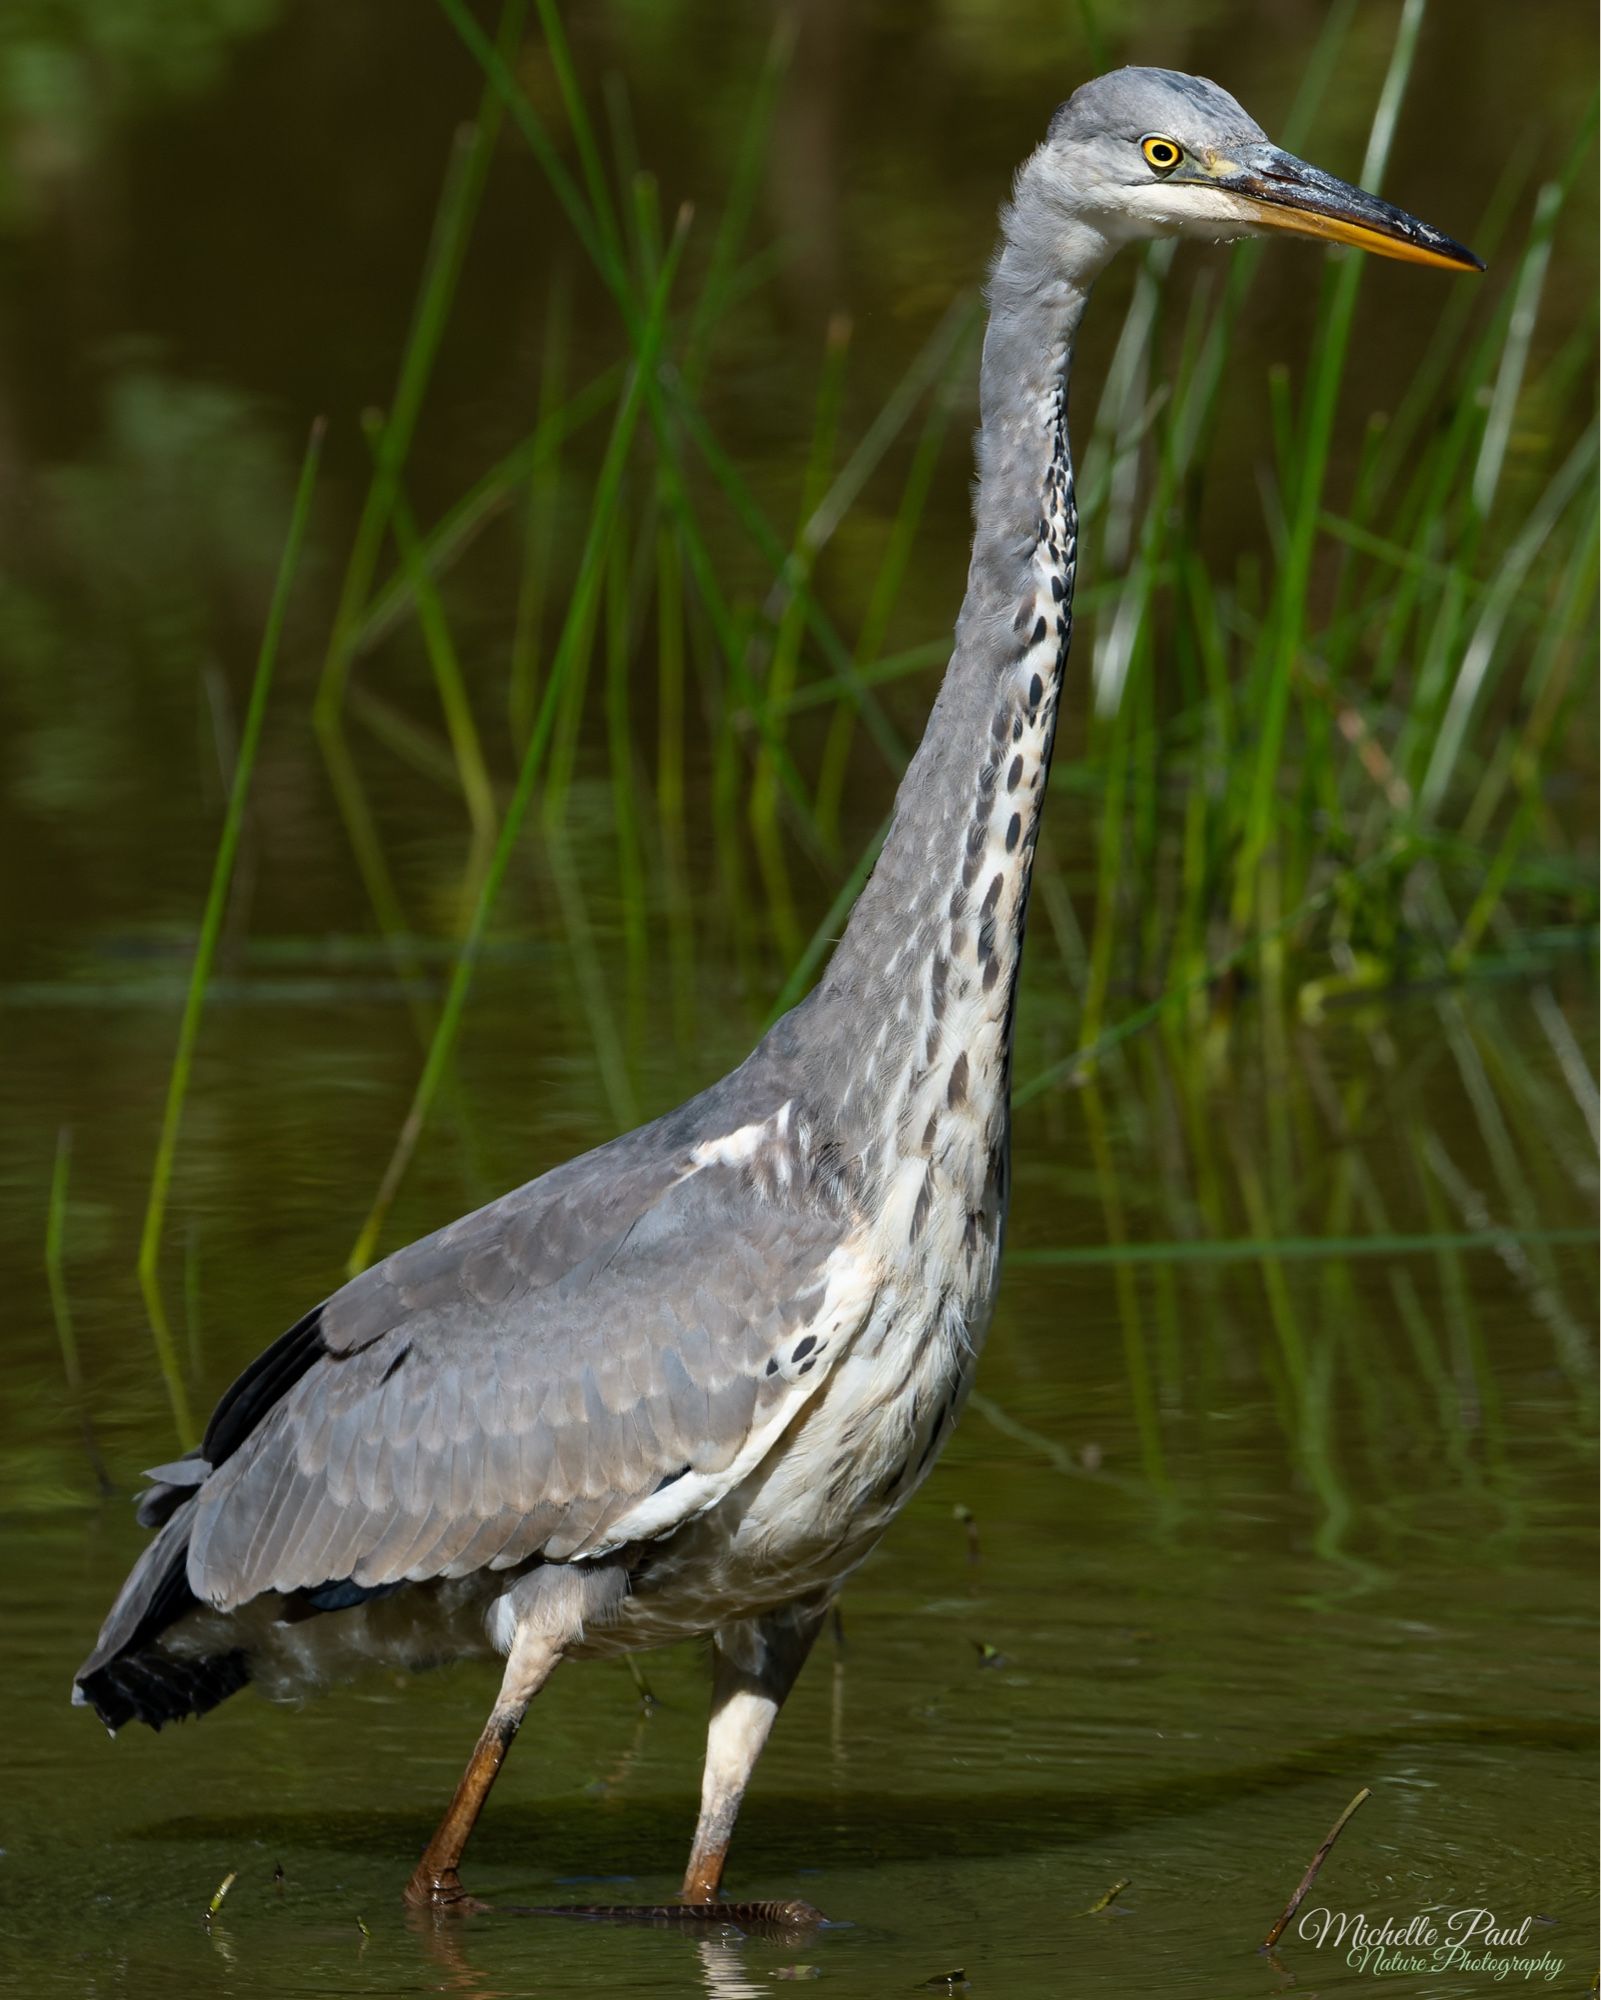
[681,1595,830,1904]
[405,1626,561,1911]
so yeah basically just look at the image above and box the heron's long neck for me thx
[801,240,1088,1191]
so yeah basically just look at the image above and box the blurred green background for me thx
[0,3,1595,1996]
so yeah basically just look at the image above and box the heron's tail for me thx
[72,1501,250,1732]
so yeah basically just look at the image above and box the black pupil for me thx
[1153,144,1173,162]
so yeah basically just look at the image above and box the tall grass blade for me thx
[137,416,326,1444]
[1471,181,1561,518]
[315,0,525,732]
[510,279,582,749]
[682,15,795,389]
[352,357,617,663]
[345,216,691,1275]
[1417,428,1597,820]
[386,473,501,887]
[46,1129,113,1492]
[1231,0,1426,932]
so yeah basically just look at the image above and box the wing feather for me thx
[185,1129,869,1610]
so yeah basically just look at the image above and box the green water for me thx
[2,979,1596,1995]
[1,2,1597,1995]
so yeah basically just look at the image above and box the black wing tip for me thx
[74,1648,251,1733]
[200,1303,327,1467]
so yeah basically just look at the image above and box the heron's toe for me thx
[404,1866,491,1915]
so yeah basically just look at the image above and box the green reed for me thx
[343,207,693,1274]
[136,416,326,1445]
[45,1128,112,1491]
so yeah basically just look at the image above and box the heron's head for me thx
[1028,66,1482,275]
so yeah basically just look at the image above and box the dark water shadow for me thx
[141,1714,1595,1874]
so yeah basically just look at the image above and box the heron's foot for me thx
[403,1864,490,1914]
[521,1897,826,1930]
[680,1898,828,1928]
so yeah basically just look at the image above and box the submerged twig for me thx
[1260,1786,1371,1951]
[625,1654,659,1711]
[1077,1877,1130,1916]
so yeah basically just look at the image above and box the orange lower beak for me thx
[1222,145,1483,273]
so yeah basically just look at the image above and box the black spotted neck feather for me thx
[794,222,1089,1267]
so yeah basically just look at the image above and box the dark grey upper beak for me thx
[1217,142,1484,272]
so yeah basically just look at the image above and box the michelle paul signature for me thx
[1297,1906,1563,1982]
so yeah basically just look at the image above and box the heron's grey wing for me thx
[185,1136,873,1610]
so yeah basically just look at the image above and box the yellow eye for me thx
[1141,135,1183,174]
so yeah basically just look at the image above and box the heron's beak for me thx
[1209,143,1483,272]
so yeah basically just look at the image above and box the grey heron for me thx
[74,67,1480,1919]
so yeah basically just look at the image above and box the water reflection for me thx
[693,1933,773,1999]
